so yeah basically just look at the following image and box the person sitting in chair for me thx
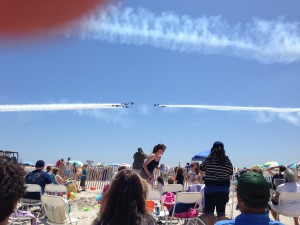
[24,160,52,200]
[216,172,284,225]
[270,169,300,225]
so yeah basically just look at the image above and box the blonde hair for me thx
[167,176,174,184]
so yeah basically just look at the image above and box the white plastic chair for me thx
[41,195,79,225]
[276,192,300,220]
[147,189,169,224]
[45,184,68,196]
[20,184,43,219]
[170,192,205,225]
[162,184,184,193]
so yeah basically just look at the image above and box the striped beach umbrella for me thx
[263,161,283,168]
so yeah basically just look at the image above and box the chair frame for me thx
[45,184,68,196]
[20,184,43,219]
[162,184,184,194]
[41,194,79,225]
[276,192,300,220]
[147,189,169,224]
[170,192,205,225]
[8,209,33,225]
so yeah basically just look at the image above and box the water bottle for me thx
[155,203,160,216]
[54,189,58,196]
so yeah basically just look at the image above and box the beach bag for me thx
[162,192,175,210]
[174,208,198,218]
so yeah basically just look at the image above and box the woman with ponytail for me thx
[140,144,166,184]
[199,141,233,225]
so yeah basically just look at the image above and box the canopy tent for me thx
[191,149,210,161]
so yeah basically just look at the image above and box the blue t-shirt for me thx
[81,169,87,181]
[25,170,52,192]
[215,213,284,225]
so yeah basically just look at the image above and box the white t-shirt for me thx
[273,182,300,215]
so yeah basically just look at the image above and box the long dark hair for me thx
[152,144,166,153]
[207,141,228,163]
[93,169,153,225]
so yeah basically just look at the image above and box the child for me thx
[80,165,88,191]
[175,167,184,186]
[157,176,164,194]
[167,176,174,184]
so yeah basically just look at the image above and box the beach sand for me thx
[37,188,295,225]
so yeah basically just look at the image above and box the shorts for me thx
[204,192,229,217]
[80,180,86,187]
[65,170,71,177]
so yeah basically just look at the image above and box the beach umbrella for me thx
[108,162,120,167]
[72,160,83,167]
[263,161,283,168]
[287,162,300,169]
[191,149,210,161]
[75,161,83,167]
[21,161,34,166]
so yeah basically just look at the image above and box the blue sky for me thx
[0,0,300,168]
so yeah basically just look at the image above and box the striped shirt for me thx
[200,156,233,186]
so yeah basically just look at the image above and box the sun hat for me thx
[237,171,270,206]
[212,141,224,149]
[35,160,45,168]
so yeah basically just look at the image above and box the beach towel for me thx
[173,208,198,218]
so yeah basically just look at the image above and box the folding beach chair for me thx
[276,192,300,220]
[8,209,35,225]
[42,195,80,225]
[147,189,169,224]
[169,192,205,225]
[162,184,184,194]
[20,184,43,219]
[45,184,68,197]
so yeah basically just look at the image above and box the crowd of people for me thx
[1,141,300,225]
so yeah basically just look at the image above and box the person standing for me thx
[80,164,88,191]
[140,144,166,184]
[132,147,148,174]
[267,165,286,190]
[200,141,233,225]
[65,157,72,178]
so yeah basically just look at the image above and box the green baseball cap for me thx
[237,172,270,207]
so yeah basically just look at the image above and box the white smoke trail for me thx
[157,104,300,113]
[0,103,125,112]
[66,5,300,64]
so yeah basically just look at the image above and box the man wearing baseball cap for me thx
[24,160,52,200]
[216,172,283,225]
